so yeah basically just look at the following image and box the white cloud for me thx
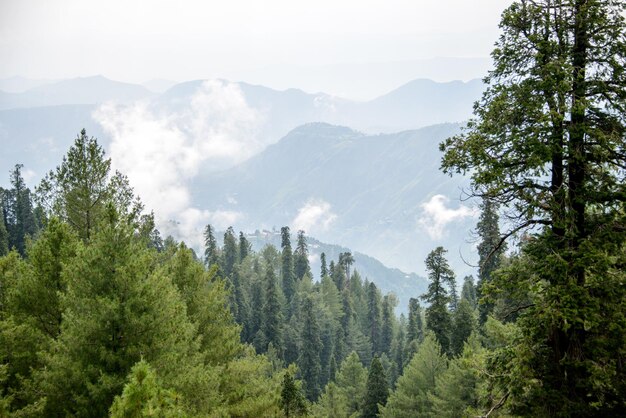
[93,79,259,248]
[418,194,478,239]
[292,199,337,234]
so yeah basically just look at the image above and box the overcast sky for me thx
[1,0,512,98]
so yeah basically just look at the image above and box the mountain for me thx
[142,79,178,93]
[157,77,482,137]
[0,76,154,110]
[191,122,476,278]
[246,230,427,314]
[0,105,105,186]
[0,76,57,93]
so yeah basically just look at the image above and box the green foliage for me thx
[110,360,185,418]
[361,357,388,418]
[37,214,202,417]
[334,352,367,417]
[298,296,322,400]
[440,0,626,413]
[421,247,454,354]
[380,333,447,418]
[0,214,8,257]
[203,224,220,268]
[281,226,296,302]
[429,334,486,417]
[475,199,504,325]
[1,165,40,256]
[36,130,140,241]
[450,298,476,357]
[280,372,308,417]
[294,230,310,280]
[262,264,284,354]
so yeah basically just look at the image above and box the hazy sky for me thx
[1,0,512,98]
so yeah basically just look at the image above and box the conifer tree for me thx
[0,215,7,257]
[203,224,219,268]
[475,199,504,325]
[4,165,39,255]
[380,295,395,356]
[281,226,296,301]
[441,1,626,412]
[238,231,251,261]
[429,334,485,418]
[109,360,184,418]
[298,296,322,400]
[280,372,308,417]
[406,297,423,345]
[380,333,447,418]
[36,209,204,416]
[361,356,388,418]
[36,130,139,241]
[366,282,382,356]
[312,382,348,418]
[335,352,367,417]
[222,226,238,279]
[320,252,328,278]
[262,265,283,354]
[450,298,476,357]
[294,230,310,280]
[421,247,453,354]
[461,275,477,310]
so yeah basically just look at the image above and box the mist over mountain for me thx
[191,122,476,277]
[0,75,480,278]
[0,75,154,110]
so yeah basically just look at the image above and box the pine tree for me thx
[4,165,39,255]
[280,372,308,417]
[222,226,238,279]
[262,265,283,354]
[450,298,476,357]
[36,210,205,416]
[110,360,184,418]
[380,333,447,418]
[0,215,7,257]
[460,275,477,310]
[380,295,395,356]
[440,1,626,413]
[406,297,423,345]
[238,231,251,261]
[361,357,388,418]
[298,296,322,400]
[203,224,219,268]
[281,226,296,302]
[312,382,348,418]
[335,352,367,417]
[475,199,504,325]
[366,282,382,356]
[36,130,139,241]
[421,247,454,354]
[294,230,310,280]
[429,334,485,418]
[320,252,328,278]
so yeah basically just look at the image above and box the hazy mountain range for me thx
[0,74,482,295]
[191,122,475,278]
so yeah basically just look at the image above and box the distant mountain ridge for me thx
[191,122,474,277]
[0,75,483,185]
[0,75,154,110]
[246,229,427,314]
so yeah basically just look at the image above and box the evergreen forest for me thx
[1,1,625,416]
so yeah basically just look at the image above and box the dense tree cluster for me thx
[1,1,625,416]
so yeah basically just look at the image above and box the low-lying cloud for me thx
[94,80,260,247]
[418,194,477,240]
[292,199,337,234]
